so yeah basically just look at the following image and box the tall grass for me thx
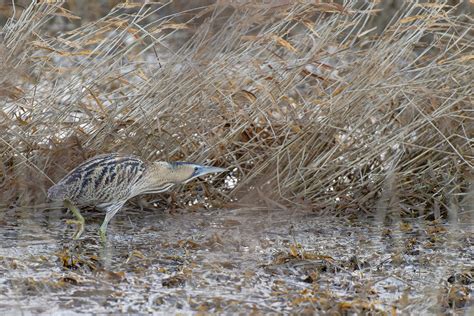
[0,1,472,216]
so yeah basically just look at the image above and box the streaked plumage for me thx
[48,153,226,241]
[48,154,146,207]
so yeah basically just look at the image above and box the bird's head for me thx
[171,162,227,183]
[151,161,227,185]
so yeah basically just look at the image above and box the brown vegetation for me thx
[0,1,472,215]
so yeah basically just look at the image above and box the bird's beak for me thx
[196,166,227,177]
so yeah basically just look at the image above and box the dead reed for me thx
[0,1,472,217]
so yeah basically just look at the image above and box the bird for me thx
[48,153,226,241]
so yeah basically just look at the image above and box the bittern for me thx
[48,153,226,241]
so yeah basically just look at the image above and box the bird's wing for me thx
[51,154,147,203]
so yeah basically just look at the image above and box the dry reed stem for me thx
[0,1,472,216]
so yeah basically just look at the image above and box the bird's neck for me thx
[135,164,179,195]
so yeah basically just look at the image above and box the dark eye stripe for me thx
[170,161,194,168]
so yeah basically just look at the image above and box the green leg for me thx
[64,199,85,239]
[99,219,109,243]
[99,202,125,243]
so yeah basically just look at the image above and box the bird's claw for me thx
[66,219,85,239]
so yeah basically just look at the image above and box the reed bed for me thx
[0,1,472,217]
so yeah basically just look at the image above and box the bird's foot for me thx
[66,219,85,239]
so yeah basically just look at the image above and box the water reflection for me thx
[0,206,472,314]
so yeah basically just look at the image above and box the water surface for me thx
[0,207,472,314]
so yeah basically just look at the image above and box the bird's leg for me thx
[64,199,85,239]
[99,202,125,243]
[99,212,113,242]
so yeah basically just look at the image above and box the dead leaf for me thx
[272,35,297,52]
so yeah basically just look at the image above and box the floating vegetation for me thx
[0,209,472,314]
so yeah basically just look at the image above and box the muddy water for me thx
[0,207,472,314]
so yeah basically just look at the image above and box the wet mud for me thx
[0,207,472,314]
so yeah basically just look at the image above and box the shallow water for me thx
[0,206,472,314]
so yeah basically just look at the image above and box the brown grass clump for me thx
[0,1,472,216]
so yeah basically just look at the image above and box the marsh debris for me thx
[4,208,471,314]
